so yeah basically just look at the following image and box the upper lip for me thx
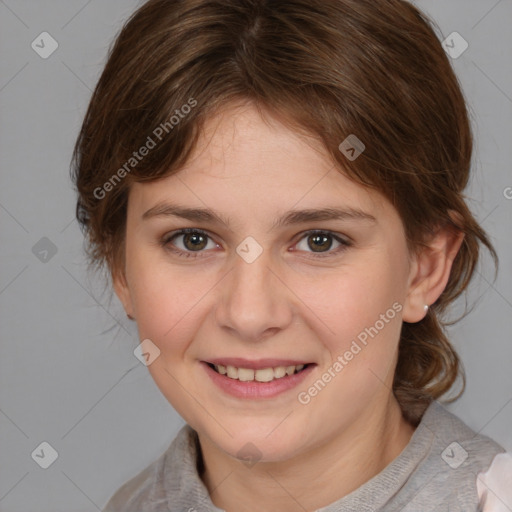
[204,358,314,370]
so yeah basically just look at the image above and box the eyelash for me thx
[159,228,352,260]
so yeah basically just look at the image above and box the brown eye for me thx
[294,230,351,258]
[308,233,333,252]
[182,232,208,251]
[161,228,217,257]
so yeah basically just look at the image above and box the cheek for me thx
[127,258,207,354]
[297,266,400,337]
[292,258,405,378]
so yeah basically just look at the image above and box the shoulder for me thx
[477,452,512,512]
[102,424,194,512]
[402,401,506,510]
[420,401,504,462]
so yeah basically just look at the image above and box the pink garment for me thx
[477,452,512,511]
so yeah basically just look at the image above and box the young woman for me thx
[71,0,512,510]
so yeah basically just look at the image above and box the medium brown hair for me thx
[71,0,497,424]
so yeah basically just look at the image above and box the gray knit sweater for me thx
[103,401,505,511]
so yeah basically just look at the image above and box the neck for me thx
[198,395,416,512]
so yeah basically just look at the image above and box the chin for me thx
[215,428,302,464]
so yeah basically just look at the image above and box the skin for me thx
[114,101,464,512]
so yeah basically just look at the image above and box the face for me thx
[115,102,420,462]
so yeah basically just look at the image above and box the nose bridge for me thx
[215,243,292,340]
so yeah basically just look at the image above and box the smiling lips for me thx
[202,358,316,398]
[204,358,314,383]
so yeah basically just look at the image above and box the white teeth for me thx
[238,368,254,381]
[213,363,307,382]
[274,366,286,378]
[254,368,274,382]
[226,365,238,379]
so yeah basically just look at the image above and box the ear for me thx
[112,267,135,320]
[402,213,465,323]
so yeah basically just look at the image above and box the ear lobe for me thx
[112,268,135,319]
[402,221,464,323]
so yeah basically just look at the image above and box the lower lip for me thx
[201,362,315,399]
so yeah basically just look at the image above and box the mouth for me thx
[201,359,316,399]
[205,361,312,383]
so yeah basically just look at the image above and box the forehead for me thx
[182,102,336,180]
[129,102,391,222]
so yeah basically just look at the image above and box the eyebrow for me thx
[142,202,377,229]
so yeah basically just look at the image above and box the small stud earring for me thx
[424,304,429,312]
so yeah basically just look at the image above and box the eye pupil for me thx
[184,232,207,250]
[309,234,332,252]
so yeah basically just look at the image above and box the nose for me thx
[214,248,294,342]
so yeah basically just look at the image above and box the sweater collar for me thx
[162,402,441,511]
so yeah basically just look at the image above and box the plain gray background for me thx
[0,1,511,510]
